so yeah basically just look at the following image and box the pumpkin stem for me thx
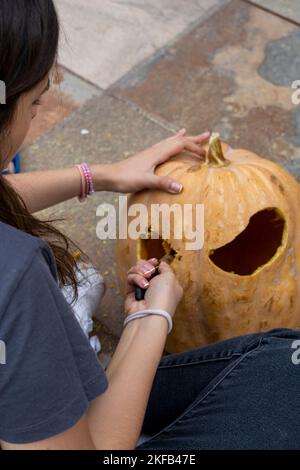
[205,133,230,167]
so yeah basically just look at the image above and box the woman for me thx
[0,0,299,450]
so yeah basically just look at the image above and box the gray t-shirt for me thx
[0,222,108,444]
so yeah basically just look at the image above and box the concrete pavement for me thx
[249,0,300,24]
[56,0,228,89]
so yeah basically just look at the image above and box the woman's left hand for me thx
[93,129,210,194]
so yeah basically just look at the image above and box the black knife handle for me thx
[134,269,159,301]
[135,286,146,301]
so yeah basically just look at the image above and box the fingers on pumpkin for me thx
[189,132,211,143]
[152,175,182,193]
[183,140,206,156]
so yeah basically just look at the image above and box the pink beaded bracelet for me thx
[76,163,95,202]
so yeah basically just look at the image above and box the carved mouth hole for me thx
[209,208,286,275]
[138,229,179,262]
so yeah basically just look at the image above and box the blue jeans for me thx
[137,329,300,450]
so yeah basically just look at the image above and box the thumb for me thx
[158,261,174,274]
[151,175,183,194]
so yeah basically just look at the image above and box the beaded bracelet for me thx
[76,163,95,202]
[76,165,87,202]
[123,309,173,334]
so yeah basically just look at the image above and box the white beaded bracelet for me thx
[123,309,173,334]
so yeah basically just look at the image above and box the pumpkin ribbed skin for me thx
[116,137,300,353]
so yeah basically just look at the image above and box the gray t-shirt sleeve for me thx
[0,247,108,444]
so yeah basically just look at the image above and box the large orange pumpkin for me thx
[116,133,300,353]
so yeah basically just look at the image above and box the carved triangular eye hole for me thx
[209,208,286,276]
[137,228,180,262]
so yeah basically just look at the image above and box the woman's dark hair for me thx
[0,0,81,299]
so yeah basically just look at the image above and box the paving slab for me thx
[112,0,300,179]
[246,0,300,25]
[22,92,173,352]
[56,0,230,88]
[23,67,102,148]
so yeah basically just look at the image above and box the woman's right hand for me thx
[125,258,183,318]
